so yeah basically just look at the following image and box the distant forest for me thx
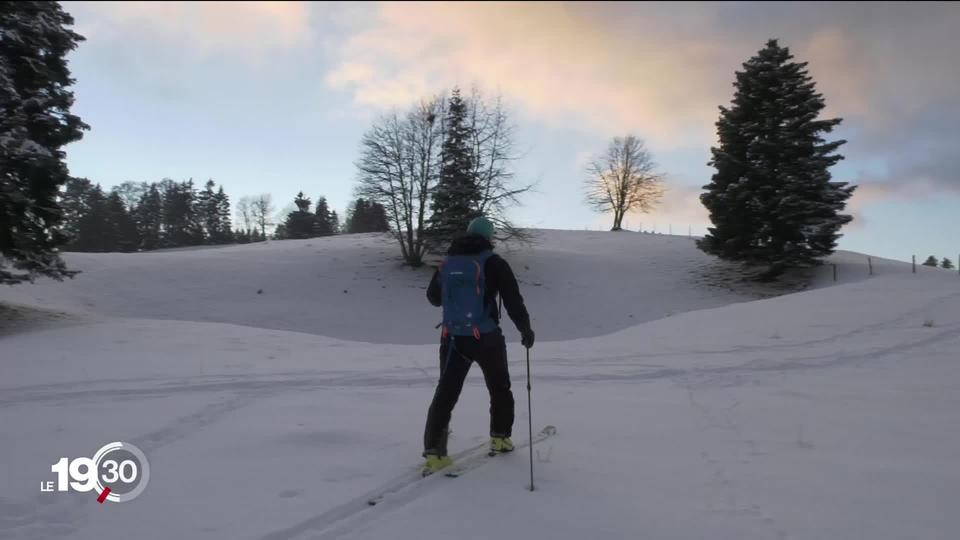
[60,178,389,252]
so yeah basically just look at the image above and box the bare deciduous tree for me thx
[585,135,664,231]
[356,98,445,266]
[467,88,532,242]
[356,90,533,263]
[236,197,253,233]
[112,181,148,211]
[250,194,274,239]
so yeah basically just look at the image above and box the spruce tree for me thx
[161,180,204,247]
[699,39,856,280]
[0,2,88,283]
[329,210,340,234]
[104,191,138,252]
[943,258,955,270]
[199,180,220,243]
[427,88,481,250]
[346,198,367,234]
[214,186,232,243]
[923,256,939,267]
[136,183,163,250]
[61,177,96,245]
[281,192,318,239]
[368,201,389,232]
[74,185,107,252]
[314,196,333,236]
[184,180,205,245]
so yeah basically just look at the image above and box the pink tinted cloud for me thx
[71,1,313,62]
[328,2,960,165]
[326,2,737,146]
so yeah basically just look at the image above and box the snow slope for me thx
[0,230,897,344]
[2,231,958,540]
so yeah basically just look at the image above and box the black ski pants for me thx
[423,328,514,455]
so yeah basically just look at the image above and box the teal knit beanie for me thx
[466,216,495,240]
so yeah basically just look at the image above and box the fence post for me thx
[832,263,838,282]
[912,255,916,274]
[868,256,873,276]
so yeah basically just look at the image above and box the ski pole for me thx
[526,346,534,492]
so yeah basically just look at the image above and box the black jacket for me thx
[427,234,532,335]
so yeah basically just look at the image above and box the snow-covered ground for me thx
[2,230,958,540]
[0,230,892,345]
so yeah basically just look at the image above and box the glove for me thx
[521,328,535,349]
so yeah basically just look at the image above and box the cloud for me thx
[327,2,960,195]
[70,1,313,63]
[326,2,742,146]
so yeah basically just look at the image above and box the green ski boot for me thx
[422,454,453,476]
[489,436,514,454]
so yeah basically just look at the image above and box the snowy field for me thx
[2,230,959,540]
[0,230,887,345]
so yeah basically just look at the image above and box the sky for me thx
[60,1,960,263]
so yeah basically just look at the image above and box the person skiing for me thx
[422,216,535,475]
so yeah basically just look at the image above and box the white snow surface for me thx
[0,230,892,344]
[1,230,959,540]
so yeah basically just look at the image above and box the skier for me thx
[422,216,535,475]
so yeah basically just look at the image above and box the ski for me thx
[365,437,490,506]
[443,425,557,478]
[365,425,556,505]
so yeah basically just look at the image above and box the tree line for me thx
[273,193,389,239]
[61,178,247,252]
[59,178,390,252]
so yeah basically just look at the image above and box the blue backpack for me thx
[439,250,498,339]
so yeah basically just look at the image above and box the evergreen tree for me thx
[0,2,88,283]
[346,198,390,233]
[329,210,340,234]
[161,180,204,247]
[184,180,205,245]
[74,185,107,252]
[314,196,333,236]
[104,191,138,252]
[699,40,856,280]
[160,180,183,246]
[136,183,163,250]
[923,255,939,267]
[345,198,367,233]
[61,178,96,244]
[426,88,481,250]
[281,191,318,239]
[198,180,220,243]
[368,201,389,232]
[214,186,232,243]
[943,258,955,270]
